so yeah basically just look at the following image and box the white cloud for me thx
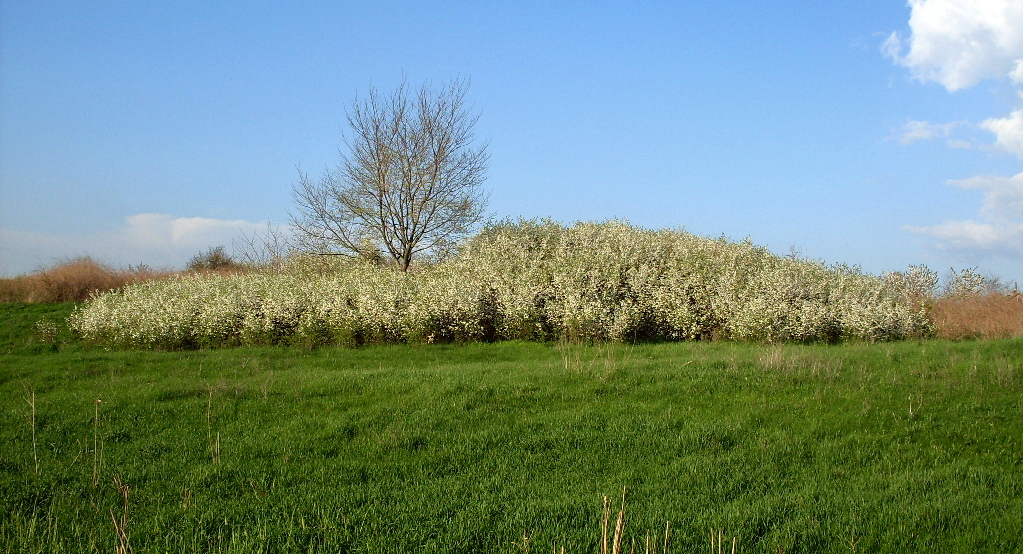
[907,220,1023,256]
[888,1,1023,265]
[886,0,1023,92]
[890,119,969,146]
[116,213,266,250]
[948,172,1023,220]
[1013,60,1023,84]
[981,109,1023,158]
[0,214,272,276]
[887,1,1023,158]
[906,173,1023,259]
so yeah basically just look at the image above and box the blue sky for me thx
[2,0,1022,285]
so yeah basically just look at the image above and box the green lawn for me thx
[1,303,1021,553]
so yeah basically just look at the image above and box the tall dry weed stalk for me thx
[92,398,103,488]
[111,474,133,554]
[24,385,39,475]
[602,487,627,554]
[512,531,533,553]
[207,388,221,465]
[599,488,677,554]
[710,529,737,554]
[558,339,629,377]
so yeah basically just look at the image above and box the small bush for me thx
[186,246,242,272]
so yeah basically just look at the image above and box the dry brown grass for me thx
[0,257,174,303]
[930,292,1023,340]
[0,257,255,303]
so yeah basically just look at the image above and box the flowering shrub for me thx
[70,220,934,348]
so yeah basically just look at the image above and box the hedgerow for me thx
[69,220,933,348]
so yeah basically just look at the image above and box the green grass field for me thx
[2,303,1021,553]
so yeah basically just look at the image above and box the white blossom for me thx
[69,221,934,348]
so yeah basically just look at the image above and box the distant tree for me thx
[187,246,237,271]
[290,77,489,271]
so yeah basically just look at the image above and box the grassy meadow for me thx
[2,302,1022,552]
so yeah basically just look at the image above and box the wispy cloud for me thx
[906,220,1023,257]
[950,172,1023,220]
[889,119,971,146]
[0,214,271,276]
[906,173,1023,258]
[115,214,267,251]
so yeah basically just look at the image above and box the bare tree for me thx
[291,78,489,271]
[233,223,294,270]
